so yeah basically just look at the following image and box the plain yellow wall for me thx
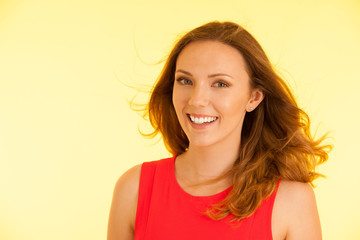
[0,0,359,239]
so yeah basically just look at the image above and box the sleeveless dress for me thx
[134,156,280,240]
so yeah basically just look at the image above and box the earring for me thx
[248,107,254,111]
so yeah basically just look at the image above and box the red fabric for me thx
[134,156,280,240]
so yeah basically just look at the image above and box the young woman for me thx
[107,21,330,240]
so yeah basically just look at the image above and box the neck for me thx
[176,138,240,184]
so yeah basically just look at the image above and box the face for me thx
[172,40,263,149]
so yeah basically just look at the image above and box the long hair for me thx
[145,21,331,221]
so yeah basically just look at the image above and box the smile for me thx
[187,114,218,124]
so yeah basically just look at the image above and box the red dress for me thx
[134,156,280,240]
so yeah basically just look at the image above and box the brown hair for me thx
[145,21,331,221]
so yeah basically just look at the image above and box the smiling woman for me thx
[173,40,263,148]
[107,21,331,240]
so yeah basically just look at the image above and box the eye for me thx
[213,81,229,88]
[176,77,193,85]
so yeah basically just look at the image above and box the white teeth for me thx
[189,115,217,124]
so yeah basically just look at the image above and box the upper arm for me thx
[107,164,142,240]
[272,181,322,240]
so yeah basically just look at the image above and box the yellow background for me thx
[1,0,359,239]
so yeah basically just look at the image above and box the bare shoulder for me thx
[277,180,316,203]
[115,164,142,195]
[107,164,142,240]
[272,180,322,240]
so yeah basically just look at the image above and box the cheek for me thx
[218,94,248,117]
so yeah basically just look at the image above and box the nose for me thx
[188,84,210,107]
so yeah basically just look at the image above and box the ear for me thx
[246,88,264,112]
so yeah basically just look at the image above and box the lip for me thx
[186,113,218,129]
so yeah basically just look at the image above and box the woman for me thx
[107,21,330,240]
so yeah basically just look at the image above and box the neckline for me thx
[170,155,232,201]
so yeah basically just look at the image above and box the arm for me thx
[273,181,322,240]
[107,164,142,240]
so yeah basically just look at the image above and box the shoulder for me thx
[114,164,142,194]
[276,180,315,204]
[272,180,322,240]
[111,164,143,214]
[115,157,171,191]
[112,164,142,216]
[107,164,142,239]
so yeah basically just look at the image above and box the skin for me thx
[172,40,263,193]
[107,40,322,240]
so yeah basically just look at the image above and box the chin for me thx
[188,138,218,149]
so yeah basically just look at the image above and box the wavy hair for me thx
[144,21,331,221]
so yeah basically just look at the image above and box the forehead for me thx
[175,40,248,75]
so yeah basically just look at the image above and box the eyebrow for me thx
[175,69,233,79]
